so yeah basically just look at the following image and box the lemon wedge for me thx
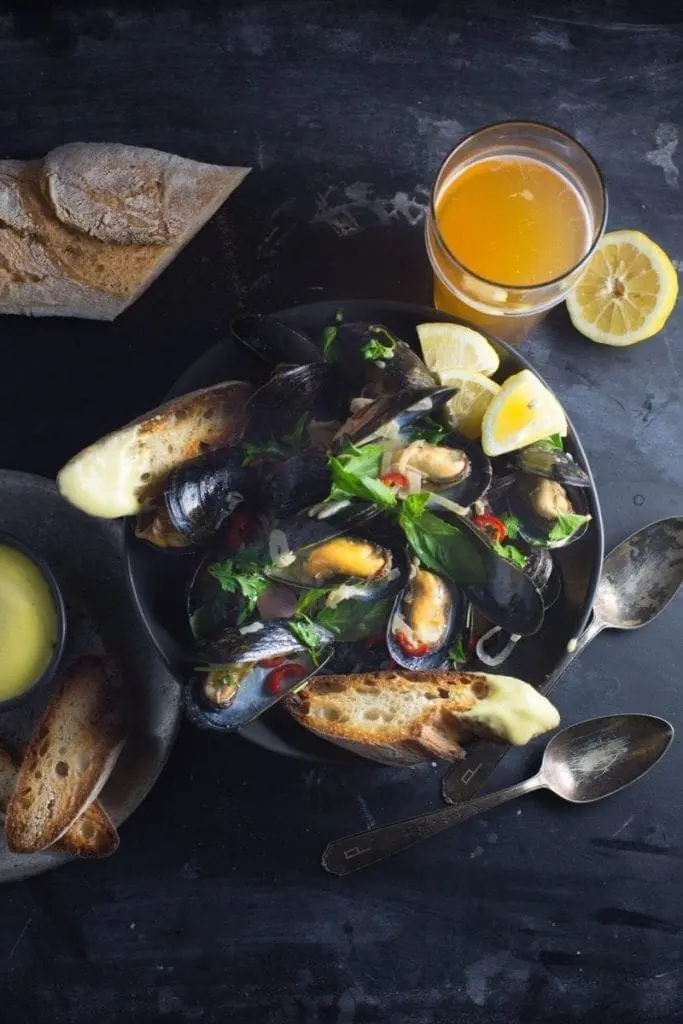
[439,370,501,440]
[417,322,500,377]
[567,230,678,346]
[481,370,567,456]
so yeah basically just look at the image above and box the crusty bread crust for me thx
[0,144,250,319]
[5,656,127,854]
[286,671,492,766]
[0,744,119,859]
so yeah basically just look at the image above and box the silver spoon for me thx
[443,516,683,804]
[323,714,673,876]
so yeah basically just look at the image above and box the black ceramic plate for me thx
[125,300,604,761]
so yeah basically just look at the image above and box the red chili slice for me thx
[471,513,507,545]
[266,663,307,695]
[260,655,286,668]
[380,471,409,489]
[395,630,431,657]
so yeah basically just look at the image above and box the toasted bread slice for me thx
[57,379,252,518]
[286,670,560,765]
[0,746,118,858]
[5,656,127,854]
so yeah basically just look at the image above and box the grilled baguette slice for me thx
[286,671,559,765]
[57,379,252,518]
[5,656,127,854]
[0,746,118,858]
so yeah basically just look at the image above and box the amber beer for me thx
[426,122,607,343]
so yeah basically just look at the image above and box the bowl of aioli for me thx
[0,532,67,709]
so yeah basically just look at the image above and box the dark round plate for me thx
[124,300,604,761]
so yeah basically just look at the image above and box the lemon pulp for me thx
[0,544,58,700]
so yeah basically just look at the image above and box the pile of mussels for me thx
[140,314,593,733]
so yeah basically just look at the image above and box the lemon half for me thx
[417,322,500,377]
[481,370,567,456]
[567,230,678,346]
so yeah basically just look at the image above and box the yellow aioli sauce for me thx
[0,543,58,700]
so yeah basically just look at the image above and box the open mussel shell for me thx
[392,434,492,508]
[511,444,591,488]
[333,323,437,395]
[185,649,334,732]
[231,313,323,366]
[331,386,457,453]
[164,448,256,545]
[255,451,331,518]
[507,474,591,550]
[267,529,395,591]
[525,546,562,609]
[387,565,465,670]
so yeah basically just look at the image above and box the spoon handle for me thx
[323,775,542,876]
[442,616,605,804]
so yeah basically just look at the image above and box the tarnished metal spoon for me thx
[443,516,683,804]
[323,714,673,875]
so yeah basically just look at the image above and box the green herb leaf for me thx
[208,545,270,624]
[491,539,528,569]
[448,635,466,665]
[410,417,449,445]
[398,497,488,585]
[536,433,565,451]
[242,414,310,466]
[328,443,397,508]
[294,588,328,618]
[548,511,592,543]
[316,595,394,642]
[287,617,325,665]
[361,337,395,361]
[500,513,521,540]
[322,325,337,359]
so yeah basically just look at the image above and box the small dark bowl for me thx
[0,531,67,712]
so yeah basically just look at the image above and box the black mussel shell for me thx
[247,362,348,438]
[525,547,562,609]
[511,444,591,488]
[507,474,591,550]
[255,451,332,518]
[231,313,323,366]
[387,566,465,670]
[164,448,256,545]
[206,618,335,664]
[185,647,333,733]
[331,386,457,452]
[333,323,437,395]
[428,510,545,636]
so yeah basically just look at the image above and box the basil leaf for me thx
[322,308,345,358]
[548,512,592,543]
[491,540,528,569]
[398,501,487,585]
[501,512,521,540]
[316,596,393,642]
[448,635,466,665]
[242,439,287,466]
[328,449,397,508]
[336,442,385,478]
[536,433,565,451]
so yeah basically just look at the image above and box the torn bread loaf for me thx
[57,379,252,518]
[5,656,127,853]
[0,746,119,858]
[286,671,560,765]
[0,142,250,319]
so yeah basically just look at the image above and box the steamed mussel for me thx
[164,448,256,545]
[387,563,464,670]
[385,435,492,507]
[331,322,438,396]
[268,531,393,589]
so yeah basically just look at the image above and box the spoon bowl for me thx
[594,516,683,629]
[541,714,674,803]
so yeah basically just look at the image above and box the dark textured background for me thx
[0,2,682,1022]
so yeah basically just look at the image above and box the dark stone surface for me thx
[0,2,681,1021]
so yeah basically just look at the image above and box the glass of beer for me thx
[425,121,607,344]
